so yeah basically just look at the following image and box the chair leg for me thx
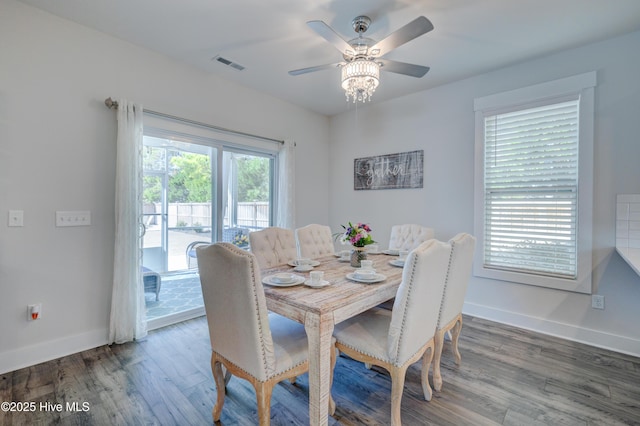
[211,357,226,422]
[390,365,408,426]
[451,315,463,365]
[255,381,274,426]
[432,329,446,392]
[421,344,434,401]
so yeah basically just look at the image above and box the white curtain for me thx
[276,139,296,228]
[109,99,147,344]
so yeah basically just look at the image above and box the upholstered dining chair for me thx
[432,233,476,392]
[378,224,435,311]
[330,239,452,426]
[388,224,435,251]
[295,224,335,258]
[196,242,311,425]
[248,227,298,269]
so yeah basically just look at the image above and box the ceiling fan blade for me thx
[377,59,430,78]
[307,20,354,55]
[369,16,434,57]
[288,62,343,76]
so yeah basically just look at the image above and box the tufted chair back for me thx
[196,243,276,381]
[387,239,451,366]
[437,233,476,329]
[249,227,298,269]
[388,224,435,251]
[295,224,335,258]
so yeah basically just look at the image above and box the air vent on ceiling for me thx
[213,55,245,71]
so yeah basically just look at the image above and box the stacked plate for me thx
[263,273,305,287]
[346,269,386,283]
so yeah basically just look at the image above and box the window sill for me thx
[616,247,640,277]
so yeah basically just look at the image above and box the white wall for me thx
[0,0,330,374]
[329,31,640,356]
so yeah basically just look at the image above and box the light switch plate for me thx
[56,210,91,227]
[8,210,24,227]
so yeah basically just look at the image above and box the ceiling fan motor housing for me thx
[352,16,371,34]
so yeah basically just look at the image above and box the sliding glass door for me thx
[142,137,215,274]
[140,126,276,328]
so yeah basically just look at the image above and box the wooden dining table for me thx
[261,252,405,426]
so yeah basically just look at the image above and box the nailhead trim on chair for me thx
[437,239,456,327]
[391,245,419,366]
[220,242,274,378]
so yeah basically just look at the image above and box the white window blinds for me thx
[483,99,579,278]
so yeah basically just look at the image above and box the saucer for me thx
[304,279,331,288]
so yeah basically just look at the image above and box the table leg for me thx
[304,312,335,426]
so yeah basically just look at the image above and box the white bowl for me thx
[272,273,295,283]
[354,269,376,279]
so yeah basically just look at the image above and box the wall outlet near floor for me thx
[591,295,605,310]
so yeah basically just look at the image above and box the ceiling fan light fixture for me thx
[341,59,380,103]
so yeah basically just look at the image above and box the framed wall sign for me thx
[354,150,424,190]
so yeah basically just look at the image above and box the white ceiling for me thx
[19,0,640,116]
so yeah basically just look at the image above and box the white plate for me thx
[334,250,350,257]
[304,279,331,288]
[346,272,387,283]
[293,265,314,272]
[338,257,351,262]
[382,249,400,256]
[263,274,305,287]
[389,259,405,268]
[288,259,321,267]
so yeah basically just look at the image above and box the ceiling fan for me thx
[289,15,434,102]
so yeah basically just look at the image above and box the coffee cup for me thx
[310,271,324,285]
[398,250,409,261]
[360,260,374,270]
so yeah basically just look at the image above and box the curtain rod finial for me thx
[105,97,118,109]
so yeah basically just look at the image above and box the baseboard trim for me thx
[463,302,640,358]
[0,329,108,375]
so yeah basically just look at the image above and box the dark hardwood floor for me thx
[2,315,639,425]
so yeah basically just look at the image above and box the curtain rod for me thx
[104,97,284,145]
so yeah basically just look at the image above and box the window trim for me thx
[473,72,596,294]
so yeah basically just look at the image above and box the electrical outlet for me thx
[28,303,42,321]
[591,295,605,310]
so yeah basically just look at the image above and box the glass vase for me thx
[350,247,368,267]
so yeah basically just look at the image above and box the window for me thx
[474,72,595,293]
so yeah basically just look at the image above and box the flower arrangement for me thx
[232,233,249,247]
[337,222,375,248]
